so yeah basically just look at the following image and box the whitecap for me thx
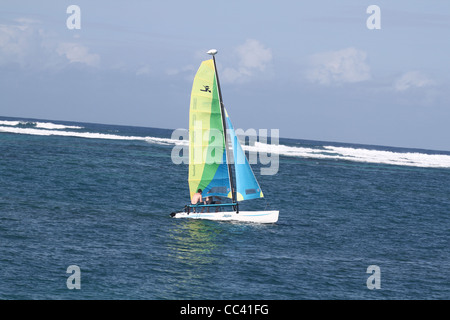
[244,141,450,168]
[0,120,83,130]
[35,122,83,130]
[1,125,449,168]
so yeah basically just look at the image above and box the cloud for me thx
[165,64,196,82]
[136,65,151,76]
[57,42,100,67]
[0,18,100,69]
[307,47,371,85]
[235,39,272,71]
[0,19,44,68]
[394,71,435,91]
[166,64,195,76]
[221,39,273,83]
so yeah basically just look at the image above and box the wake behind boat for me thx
[171,49,279,224]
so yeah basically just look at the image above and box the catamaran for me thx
[170,49,279,224]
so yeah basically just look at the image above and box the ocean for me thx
[0,116,449,300]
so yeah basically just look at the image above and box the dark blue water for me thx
[1,116,449,299]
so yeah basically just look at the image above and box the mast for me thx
[208,49,238,210]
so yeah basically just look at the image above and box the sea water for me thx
[0,116,449,299]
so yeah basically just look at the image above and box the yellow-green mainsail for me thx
[188,59,232,200]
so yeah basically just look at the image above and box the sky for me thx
[1,0,450,151]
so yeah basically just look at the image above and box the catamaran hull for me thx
[171,210,279,224]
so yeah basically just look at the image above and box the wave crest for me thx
[0,120,83,130]
[245,142,450,168]
[1,122,449,169]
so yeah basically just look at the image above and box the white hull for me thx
[171,210,279,224]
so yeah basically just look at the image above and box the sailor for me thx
[191,189,203,212]
[204,196,213,213]
[205,196,222,212]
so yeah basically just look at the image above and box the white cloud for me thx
[0,19,43,68]
[307,47,371,85]
[166,64,195,76]
[57,42,100,67]
[136,65,151,76]
[221,39,273,83]
[236,39,272,71]
[394,71,435,91]
[0,18,100,69]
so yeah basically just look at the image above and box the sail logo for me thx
[200,85,211,93]
[171,127,279,175]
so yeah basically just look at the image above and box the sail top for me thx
[207,49,218,56]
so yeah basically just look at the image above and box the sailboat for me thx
[171,49,279,223]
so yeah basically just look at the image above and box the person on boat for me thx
[205,196,222,212]
[191,189,203,212]
[205,196,214,213]
[214,196,222,212]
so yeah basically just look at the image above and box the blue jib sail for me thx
[225,109,264,201]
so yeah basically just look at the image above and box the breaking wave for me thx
[1,121,449,169]
[246,142,450,168]
[0,120,83,130]
[0,125,178,145]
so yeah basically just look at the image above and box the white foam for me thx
[0,120,22,126]
[0,120,83,130]
[1,125,449,168]
[35,122,83,130]
[322,146,450,168]
[0,125,183,145]
[244,141,450,168]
